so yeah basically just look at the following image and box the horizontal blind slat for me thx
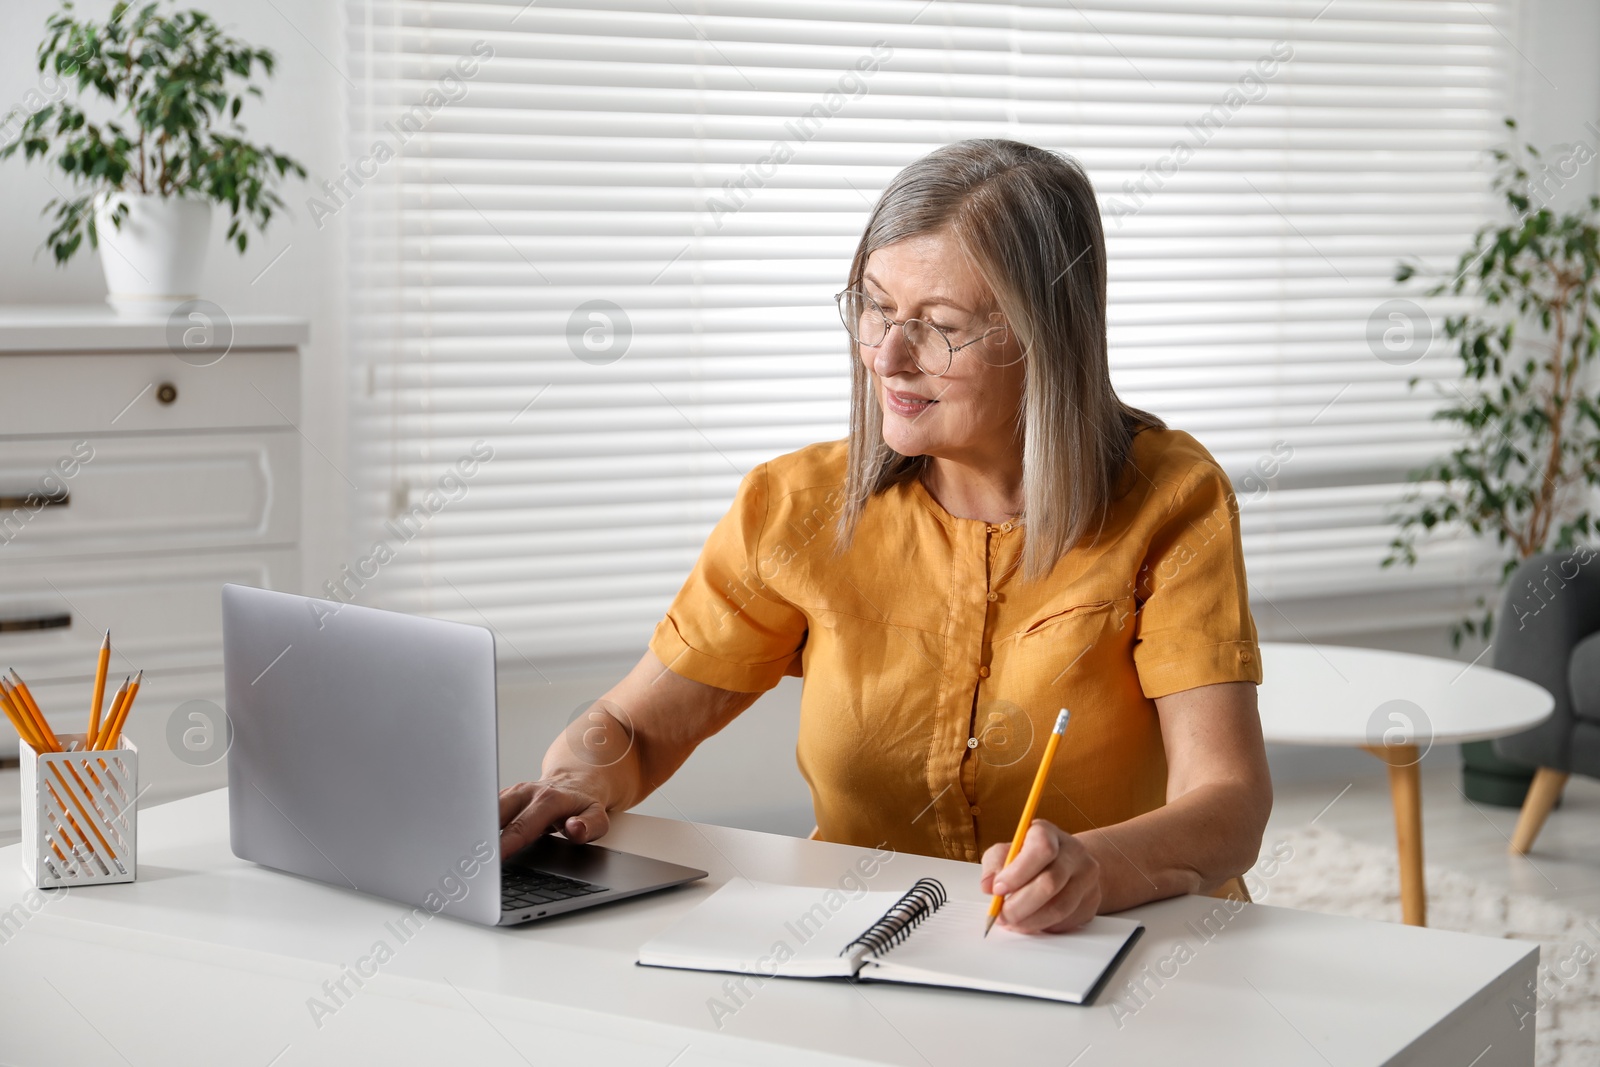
[347,0,1510,655]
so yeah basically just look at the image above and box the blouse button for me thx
[969,805,981,816]
[1240,650,1254,663]
[978,665,990,678]
[986,591,998,602]
[967,737,978,749]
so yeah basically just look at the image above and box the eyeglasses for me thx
[834,289,1011,377]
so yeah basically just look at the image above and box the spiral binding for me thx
[839,877,949,960]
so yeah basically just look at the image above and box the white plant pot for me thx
[93,194,213,314]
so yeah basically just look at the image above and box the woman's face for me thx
[857,230,1026,467]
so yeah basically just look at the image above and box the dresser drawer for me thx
[0,431,298,559]
[0,549,299,681]
[0,350,298,436]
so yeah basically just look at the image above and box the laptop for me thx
[221,584,707,926]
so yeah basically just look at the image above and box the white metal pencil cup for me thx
[20,734,138,887]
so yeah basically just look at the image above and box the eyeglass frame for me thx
[833,288,1011,378]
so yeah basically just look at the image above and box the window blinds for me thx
[343,0,1513,668]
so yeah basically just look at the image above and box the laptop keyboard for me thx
[502,866,610,910]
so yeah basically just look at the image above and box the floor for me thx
[1267,757,1600,917]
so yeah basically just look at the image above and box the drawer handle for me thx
[156,382,179,405]
[0,489,69,510]
[0,613,71,633]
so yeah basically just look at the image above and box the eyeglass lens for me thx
[837,291,953,375]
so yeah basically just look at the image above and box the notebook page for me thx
[637,880,919,979]
[860,900,1143,1003]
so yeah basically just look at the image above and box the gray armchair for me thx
[1490,551,1600,854]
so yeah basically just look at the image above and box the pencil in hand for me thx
[985,708,1070,938]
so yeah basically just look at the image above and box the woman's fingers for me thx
[1010,864,1099,934]
[978,840,1011,888]
[990,821,1060,895]
[558,798,611,844]
[977,830,1046,895]
[995,843,1071,929]
[980,820,1102,934]
[497,779,608,857]
[497,782,536,828]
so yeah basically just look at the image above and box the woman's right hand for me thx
[497,773,611,858]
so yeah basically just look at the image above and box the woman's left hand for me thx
[978,819,1102,933]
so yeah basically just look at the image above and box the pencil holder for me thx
[20,734,138,888]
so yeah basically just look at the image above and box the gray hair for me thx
[834,138,1164,582]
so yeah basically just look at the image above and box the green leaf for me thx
[2,0,305,265]
[1385,115,1600,640]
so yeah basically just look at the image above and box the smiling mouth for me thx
[881,386,937,418]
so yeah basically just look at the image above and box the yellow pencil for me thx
[93,677,131,751]
[43,798,90,865]
[6,671,59,753]
[0,691,40,750]
[985,708,1069,937]
[97,669,141,751]
[88,630,110,741]
[3,678,36,748]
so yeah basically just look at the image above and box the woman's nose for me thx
[870,322,918,378]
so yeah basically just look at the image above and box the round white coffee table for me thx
[1257,642,1553,926]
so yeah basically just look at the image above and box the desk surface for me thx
[0,789,1536,1067]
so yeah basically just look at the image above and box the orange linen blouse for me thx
[648,427,1262,864]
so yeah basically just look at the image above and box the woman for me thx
[499,139,1272,935]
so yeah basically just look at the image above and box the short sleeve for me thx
[1131,461,1262,699]
[647,463,809,693]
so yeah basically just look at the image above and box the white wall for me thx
[2,1,1596,835]
[1514,0,1600,179]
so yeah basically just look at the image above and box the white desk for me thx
[1257,642,1553,926]
[0,789,1536,1066]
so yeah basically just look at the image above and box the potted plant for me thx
[1385,117,1600,803]
[0,1,305,312]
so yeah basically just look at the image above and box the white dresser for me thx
[0,307,305,840]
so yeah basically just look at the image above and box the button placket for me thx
[980,521,1002,681]
[958,520,1005,838]
[938,518,989,859]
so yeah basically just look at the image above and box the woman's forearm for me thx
[1078,777,1270,913]
[536,649,763,815]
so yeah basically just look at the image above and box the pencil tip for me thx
[983,915,996,938]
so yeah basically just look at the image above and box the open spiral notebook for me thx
[637,876,1144,1004]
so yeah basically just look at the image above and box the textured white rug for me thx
[1255,826,1600,1067]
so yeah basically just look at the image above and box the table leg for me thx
[1362,744,1425,927]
